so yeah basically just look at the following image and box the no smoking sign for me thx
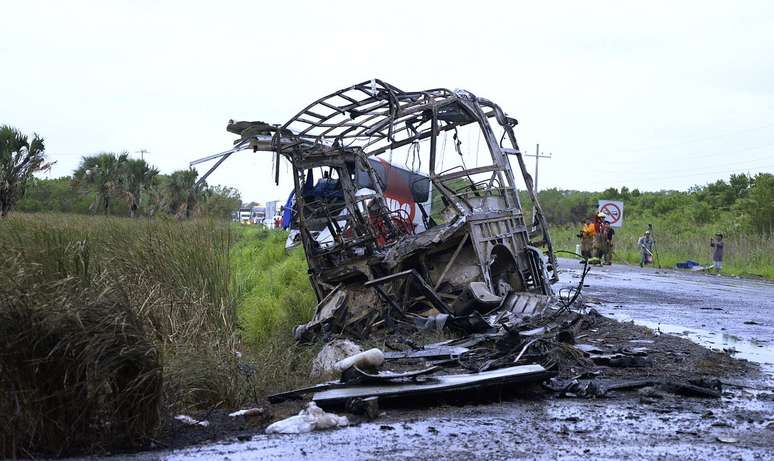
[597,200,624,227]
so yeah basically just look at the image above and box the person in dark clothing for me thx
[603,221,615,265]
[710,233,724,273]
[638,230,655,267]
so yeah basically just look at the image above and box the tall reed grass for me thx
[1,214,322,457]
[0,259,162,457]
[0,214,244,457]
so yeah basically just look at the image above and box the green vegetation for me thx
[0,214,316,457]
[231,227,316,344]
[17,169,241,219]
[0,125,53,216]
[1,138,242,219]
[229,226,319,395]
[551,217,774,279]
[533,173,774,279]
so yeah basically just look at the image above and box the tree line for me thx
[524,172,774,236]
[4,125,771,231]
[1,125,240,219]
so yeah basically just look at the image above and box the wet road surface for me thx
[576,259,774,378]
[71,260,774,461]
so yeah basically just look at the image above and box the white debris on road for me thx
[174,415,209,427]
[228,407,264,417]
[265,402,349,434]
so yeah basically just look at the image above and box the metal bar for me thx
[189,142,248,166]
[364,269,415,287]
[429,105,438,176]
[434,233,469,290]
[371,285,404,317]
[435,165,500,182]
[367,121,465,156]
[195,152,232,187]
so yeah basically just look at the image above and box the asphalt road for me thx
[575,259,774,378]
[71,260,774,461]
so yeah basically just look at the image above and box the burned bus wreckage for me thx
[192,81,729,409]
[193,79,560,342]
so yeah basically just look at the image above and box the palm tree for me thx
[122,158,159,217]
[0,125,53,217]
[165,168,205,219]
[72,153,128,216]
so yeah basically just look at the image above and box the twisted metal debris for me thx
[193,79,559,340]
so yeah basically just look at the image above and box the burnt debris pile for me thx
[266,302,725,414]
[192,80,725,426]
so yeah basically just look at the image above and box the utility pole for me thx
[524,143,552,192]
[136,149,149,161]
[524,144,552,226]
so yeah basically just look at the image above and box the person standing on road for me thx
[603,221,615,265]
[710,233,724,273]
[592,213,606,259]
[578,218,595,259]
[638,230,655,268]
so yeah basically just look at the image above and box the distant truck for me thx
[250,206,266,224]
[235,204,282,226]
[238,208,252,224]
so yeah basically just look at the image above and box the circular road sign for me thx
[599,202,622,224]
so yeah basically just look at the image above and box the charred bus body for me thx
[284,157,433,250]
[193,80,558,340]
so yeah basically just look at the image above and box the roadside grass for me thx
[0,214,318,457]
[229,225,319,395]
[550,216,774,279]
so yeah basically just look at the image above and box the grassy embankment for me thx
[0,213,316,457]
[549,216,774,279]
[229,225,318,389]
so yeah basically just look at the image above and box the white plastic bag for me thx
[265,402,349,434]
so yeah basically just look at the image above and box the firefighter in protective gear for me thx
[578,218,596,259]
[599,220,615,265]
[592,213,607,258]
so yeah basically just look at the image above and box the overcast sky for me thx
[2,1,773,202]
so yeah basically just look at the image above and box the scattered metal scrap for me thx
[191,81,725,419]
[312,364,553,407]
[192,79,558,341]
[266,303,724,410]
[266,298,589,407]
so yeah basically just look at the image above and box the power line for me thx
[603,121,774,157]
[46,150,155,159]
[600,154,773,178]
[602,140,774,166]
[595,143,774,174]
[611,163,774,183]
